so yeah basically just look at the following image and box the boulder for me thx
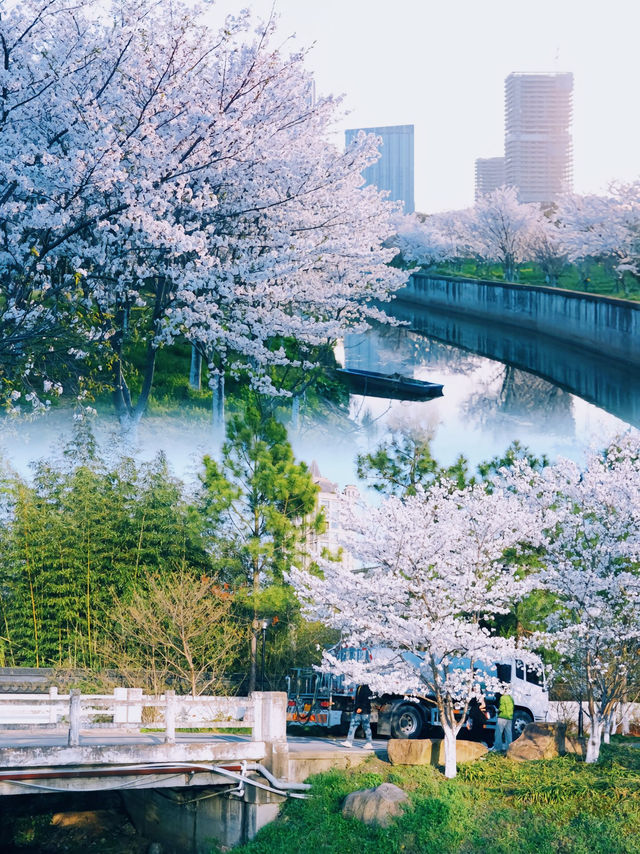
[342,782,409,827]
[564,734,587,758]
[507,722,566,761]
[455,740,489,763]
[387,738,438,766]
[387,738,488,767]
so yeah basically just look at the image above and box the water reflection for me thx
[461,366,575,438]
[390,302,640,429]
[334,311,636,481]
[1,304,637,487]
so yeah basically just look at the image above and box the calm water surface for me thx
[2,304,637,486]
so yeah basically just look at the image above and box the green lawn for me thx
[428,260,640,302]
[233,741,640,854]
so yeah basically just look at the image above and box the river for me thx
[1,302,637,487]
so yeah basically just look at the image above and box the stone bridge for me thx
[0,688,367,851]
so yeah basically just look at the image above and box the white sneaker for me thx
[363,742,374,749]
[340,740,353,748]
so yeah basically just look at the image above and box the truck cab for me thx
[492,657,548,737]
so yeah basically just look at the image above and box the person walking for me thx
[341,684,374,749]
[493,691,514,752]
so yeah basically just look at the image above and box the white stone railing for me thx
[548,700,640,734]
[0,689,287,747]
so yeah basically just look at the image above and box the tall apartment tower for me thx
[475,156,506,200]
[345,124,415,213]
[504,72,573,205]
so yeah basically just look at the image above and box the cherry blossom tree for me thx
[392,213,456,269]
[529,216,568,286]
[532,437,640,763]
[0,0,406,421]
[290,477,537,778]
[392,209,475,271]
[556,184,640,297]
[468,186,544,281]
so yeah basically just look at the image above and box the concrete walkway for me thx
[0,728,387,755]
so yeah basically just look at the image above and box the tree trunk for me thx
[247,556,260,694]
[212,372,225,429]
[586,714,602,763]
[442,722,457,778]
[189,345,202,391]
[622,702,631,736]
[248,620,257,694]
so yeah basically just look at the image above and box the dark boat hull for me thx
[337,368,443,401]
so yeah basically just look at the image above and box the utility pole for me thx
[260,619,269,690]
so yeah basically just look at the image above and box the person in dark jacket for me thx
[464,696,488,742]
[341,684,374,749]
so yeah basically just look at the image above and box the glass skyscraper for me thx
[345,124,415,214]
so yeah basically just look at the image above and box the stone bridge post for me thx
[251,691,288,781]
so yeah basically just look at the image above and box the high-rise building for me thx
[504,72,573,205]
[345,124,415,213]
[474,157,506,200]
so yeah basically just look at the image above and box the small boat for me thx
[337,367,444,400]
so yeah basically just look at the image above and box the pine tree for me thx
[200,403,320,692]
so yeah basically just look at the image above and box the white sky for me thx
[211,0,640,213]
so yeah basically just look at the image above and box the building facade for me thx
[307,461,359,571]
[474,156,506,200]
[345,124,415,213]
[504,72,573,205]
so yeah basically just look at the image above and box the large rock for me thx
[342,782,409,827]
[388,739,439,766]
[387,738,488,767]
[564,734,587,758]
[455,740,489,763]
[507,722,566,761]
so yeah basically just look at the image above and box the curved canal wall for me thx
[398,274,640,366]
[390,302,640,428]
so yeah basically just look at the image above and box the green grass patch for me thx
[233,743,640,854]
[140,726,252,734]
[430,260,640,302]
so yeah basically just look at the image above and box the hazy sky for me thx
[212,0,640,213]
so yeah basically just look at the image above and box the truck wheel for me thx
[511,710,533,740]
[390,703,423,739]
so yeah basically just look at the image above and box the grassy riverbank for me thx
[234,740,640,854]
[427,260,640,301]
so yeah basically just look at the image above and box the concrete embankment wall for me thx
[399,274,640,366]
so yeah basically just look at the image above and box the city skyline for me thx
[212,0,640,213]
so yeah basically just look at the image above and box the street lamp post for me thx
[260,619,269,691]
[578,691,584,738]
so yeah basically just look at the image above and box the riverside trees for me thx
[292,436,640,770]
[0,0,406,420]
[555,183,640,297]
[530,438,640,763]
[392,182,640,293]
[469,187,545,282]
[290,476,538,778]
